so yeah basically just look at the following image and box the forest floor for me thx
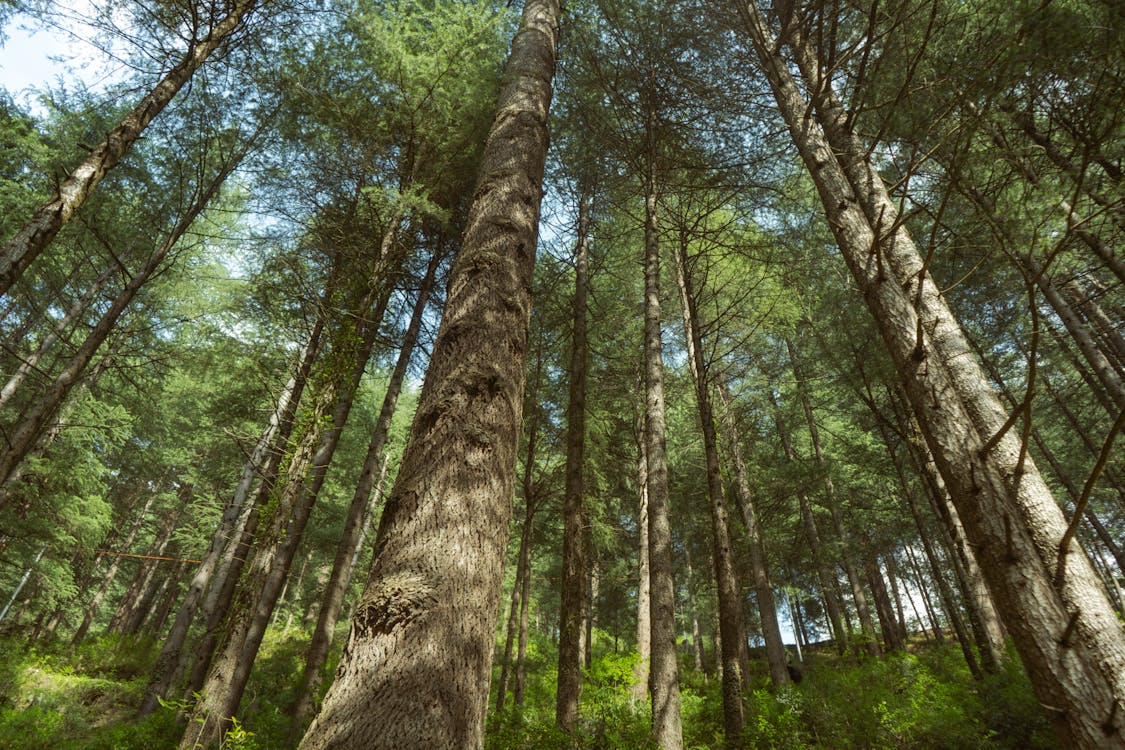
[0,630,1057,749]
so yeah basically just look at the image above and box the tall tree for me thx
[296,0,561,746]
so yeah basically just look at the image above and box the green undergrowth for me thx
[486,634,1058,750]
[0,631,1056,749]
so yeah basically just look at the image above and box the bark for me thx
[673,235,744,742]
[296,3,559,745]
[631,414,653,706]
[641,135,684,750]
[70,493,156,647]
[147,560,188,638]
[585,557,598,670]
[0,140,251,497]
[743,5,1125,744]
[180,277,389,749]
[514,532,533,707]
[0,0,260,297]
[715,377,788,686]
[885,554,909,641]
[557,190,591,732]
[788,338,880,657]
[291,246,443,732]
[770,391,848,655]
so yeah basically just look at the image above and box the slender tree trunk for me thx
[866,558,903,652]
[181,277,390,749]
[496,495,534,713]
[770,391,848,655]
[684,549,707,678]
[110,503,179,635]
[557,191,591,732]
[585,556,598,670]
[0,0,260,297]
[0,263,116,410]
[886,554,909,641]
[70,494,156,647]
[673,237,744,741]
[139,316,326,716]
[296,3,559,745]
[514,531,533,708]
[146,560,187,638]
[788,338,880,657]
[291,245,443,732]
[0,143,250,496]
[743,5,1125,744]
[631,413,653,706]
[905,544,944,643]
[641,135,684,750]
[715,377,788,686]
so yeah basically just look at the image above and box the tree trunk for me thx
[0,0,260,297]
[770,391,849,655]
[291,245,443,732]
[641,134,684,750]
[139,317,324,716]
[631,413,653,706]
[684,549,708,678]
[743,5,1125,744]
[110,502,179,636]
[788,338,880,657]
[295,3,559,745]
[715,377,788,686]
[0,263,116,410]
[496,495,534,713]
[673,235,744,742]
[181,276,390,749]
[557,190,591,732]
[904,544,944,643]
[0,142,251,497]
[866,558,904,652]
[70,493,156,647]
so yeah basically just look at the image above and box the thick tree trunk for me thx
[715,378,788,686]
[557,190,591,732]
[743,5,1125,744]
[641,142,684,750]
[291,246,443,732]
[0,0,260,297]
[296,3,559,745]
[673,236,744,742]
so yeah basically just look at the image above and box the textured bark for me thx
[641,144,684,750]
[557,190,591,732]
[744,4,1125,744]
[140,320,323,716]
[673,236,744,742]
[716,378,788,686]
[0,0,259,297]
[180,278,389,749]
[296,3,558,745]
[292,247,443,732]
